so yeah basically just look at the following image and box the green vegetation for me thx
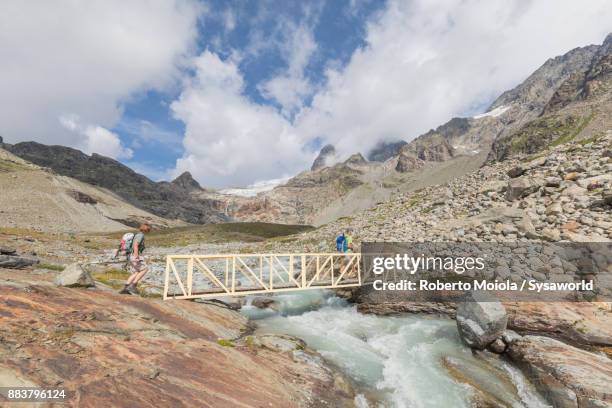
[421,206,433,214]
[550,112,594,147]
[38,263,65,272]
[244,336,257,350]
[92,268,130,289]
[406,195,422,208]
[217,339,235,347]
[496,112,595,159]
[103,222,314,247]
[577,132,605,146]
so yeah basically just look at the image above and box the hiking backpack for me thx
[115,232,135,258]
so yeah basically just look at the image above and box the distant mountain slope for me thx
[0,146,182,233]
[2,141,229,224]
[490,34,611,161]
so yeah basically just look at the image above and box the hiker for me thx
[343,228,358,277]
[344,228,354,253]
[118,223,152,295]
[335,232,346,252]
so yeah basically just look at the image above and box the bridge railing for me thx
[163,253,362,300]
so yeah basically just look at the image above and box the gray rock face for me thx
[400,134,456,162]
[54,263,95,287]
[0,247,17,255]
[0,254,39,269]
[367,140,407,162]
[395,152,424,173]
[311,144,336,171]
[456,292,508,350]
[171,171,202,192]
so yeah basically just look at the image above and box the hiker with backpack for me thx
[115,223,152,295]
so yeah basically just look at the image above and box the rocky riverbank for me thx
[453,294,612,408]
[0,266,356,407]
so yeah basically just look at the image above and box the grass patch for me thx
[0,227,48,239]
[92,268,130,289]
[550,112,594,147]
[104,222,314,248]
[38,263,65,272]
[244,336,257,350]
[577,132,605,146]
[494,112,595,160]
[217,339,235,347]
[406,195,422,208]
[0,159,29,172]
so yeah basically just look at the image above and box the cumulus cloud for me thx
[0,0,201,149]
[171,51,309,187]
[258,22,319,117]
[294,0,612,159]
[60,115,133,159]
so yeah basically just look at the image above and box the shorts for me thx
[128,257,147,274]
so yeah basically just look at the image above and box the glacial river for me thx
[241,291,550,408]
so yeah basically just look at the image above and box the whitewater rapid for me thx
[242,291,549,408]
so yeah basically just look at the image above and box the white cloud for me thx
[0,0,201,150]
[60,114,133,159]
[171,51,310,188]
[223,9,237,33]
[258,23,318,117]
[294,0,612,159]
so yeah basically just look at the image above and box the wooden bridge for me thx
[163,253,363,300]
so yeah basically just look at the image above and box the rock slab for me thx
[507,335,612,408]
[54,263,95,287]
[0,254,39,269]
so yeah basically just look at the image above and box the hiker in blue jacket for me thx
[335,232,346,252]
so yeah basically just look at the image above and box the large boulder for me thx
[506,177,538,200]
[456,291,507,350]
[0,254,39,269]
[0,247,17,255]
[251,296,279,311]
[54,263,95,287]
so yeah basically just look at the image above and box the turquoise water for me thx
[242,291,549,408]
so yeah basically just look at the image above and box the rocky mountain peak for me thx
[367,140,407,162]
[311,144,336,171]
[171,171,202,192]
[344,153,367,166]
[603,32,612,48]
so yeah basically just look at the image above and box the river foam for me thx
[244,291,549,407]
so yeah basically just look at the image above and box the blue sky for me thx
[1,0,611,187]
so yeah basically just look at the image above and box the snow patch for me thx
[219,176,290,197]
[473,105,510,119]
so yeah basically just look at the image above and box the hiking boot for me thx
[118,285,130,294]
[127,284,139,295]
